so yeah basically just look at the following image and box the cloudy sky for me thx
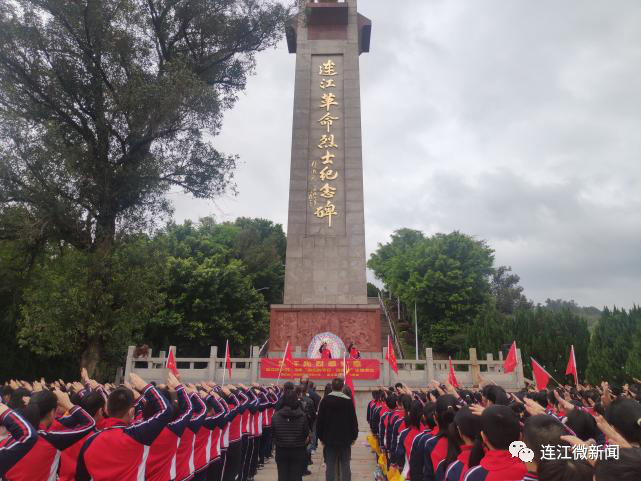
[171,0,641,309]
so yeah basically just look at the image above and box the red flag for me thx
[448,357,459,388]
[385,335,398,374]
[343,356,356,406]
[531,358,551,391]
[565,345,578,385]
[282,341,294,368]
[504,341,517,373]
[224,340,232,383]
[166,349,179,376]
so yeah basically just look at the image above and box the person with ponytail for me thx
[394,400,425,479]
[420,394,459,481]
[0,403,37,477]
[4,388,95,481]
[408,401,437,481]
[463,405,527,481]
[444,407,481,481]
[389,394,412,463]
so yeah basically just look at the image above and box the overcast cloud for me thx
[171,0,641,308]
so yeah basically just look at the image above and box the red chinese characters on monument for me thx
[260,358,380,380]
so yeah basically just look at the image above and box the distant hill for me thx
[543,298,602,330]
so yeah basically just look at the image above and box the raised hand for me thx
[53,389,74,411]
[81,368,89,384]
[166,372,181,391]
[524,398,546,416]
[470,404,484,416]
[129,373,148,393]
[594,414,631,449]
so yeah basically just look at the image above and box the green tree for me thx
[17,237,165,378]
[491,266,532,314]
[585,308,635,386]
[0,0,288,372]
[465,306,590,382]
[146,219,271,356]
[367,282,380,298]
[624,307,641,379]
[369,230,495,352]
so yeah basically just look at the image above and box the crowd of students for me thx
[0,370,282,481]
[367,378,641,481]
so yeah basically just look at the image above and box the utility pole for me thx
[415,302,419,359]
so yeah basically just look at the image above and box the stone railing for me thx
[124,345,525,390]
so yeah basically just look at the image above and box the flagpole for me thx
[276,341,289,385]
[222,340,228,385]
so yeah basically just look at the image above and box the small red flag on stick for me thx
[385,335,398,374]
[565,345,578,385]
[504,341,517,373]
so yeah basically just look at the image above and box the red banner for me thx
[260,358,380,380]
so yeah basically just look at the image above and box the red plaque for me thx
[260,358,380,380]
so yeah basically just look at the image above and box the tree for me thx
[586,307,635,386]
[465,306,590,381]
[17,237,166,378]
[145,219,272,356]
[624,307,641,379]
[0,0,288,372]
[491,266,532,314]
[369,230,495,352]
[367,282,380,298]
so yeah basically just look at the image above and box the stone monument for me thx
[269,0,381,354]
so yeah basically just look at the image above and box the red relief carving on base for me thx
[269,307,381,352]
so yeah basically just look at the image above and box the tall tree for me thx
[586,307,635,386]
[369,230,495,352]
[0,0,288,372]
[145,219,273,356]
[491,265,532,314]
[624,307,641,379]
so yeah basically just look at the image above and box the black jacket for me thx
[316,392,359,447]
[272,406,310,448]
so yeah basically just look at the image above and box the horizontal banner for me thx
[260,358,380,380]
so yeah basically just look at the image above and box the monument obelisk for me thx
[269,0,381,354]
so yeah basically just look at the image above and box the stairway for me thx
[369,296,403,358]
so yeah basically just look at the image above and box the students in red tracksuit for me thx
[222,388,247,481]
[444,407,481,481]
[4,389,95,481]
[425,395,458,481]
[394,400,422,479]
[0,404,37,477]
[205,391,228,481]
[462,405,528,481]
[145,384,192,481]
[75,373,173,481]
[215,391,232,479]
[58,390,107,481]
[191,392,211,480]
[174,390,207,481]
[237,388,252,481]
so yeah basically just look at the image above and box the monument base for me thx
[268,304,381,354]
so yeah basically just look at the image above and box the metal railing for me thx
[378,293,404,359]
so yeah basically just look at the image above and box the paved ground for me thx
[254,432,377,481]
